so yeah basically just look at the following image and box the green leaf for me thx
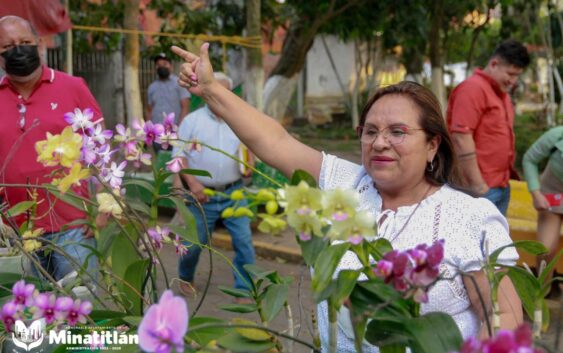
[122,178,155,194]
[290,169,317,187]
[219,286,252,298]
[299,235,329,266]
[539,249,562,284]
[243,264,276,282]
[312,242,350,295]
[365,318,410,347]
[219,303,258,313]
[5,201,35,217]
[111,227,141,286]
[261,283,288,322]
[179,168,212,177]
[404,312,463,353]
[367,238,393,261]
[121,259,150,315]
[43,184,87,211]
[332,270,360,309]
[89,310,127,321]
[232,318,272,341]
[166,196,197,242]
[380,345,407,353]
[188,316,229,347]
[351,280,413,317]
[217,332,275,353]
[122,316,142,327]
[507,266,540,320]
[490,240,547,263]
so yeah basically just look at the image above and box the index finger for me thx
[171,46,199,62]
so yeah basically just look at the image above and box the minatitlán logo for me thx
[11,319,45,352]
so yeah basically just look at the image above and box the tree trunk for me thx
[263,75,299,122]
[123,0,142,124]
[428,0,446,114]
[112,50,125,126]
[244,0,264,111]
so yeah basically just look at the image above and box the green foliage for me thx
[514,113,550,173]
[70,0,124,53]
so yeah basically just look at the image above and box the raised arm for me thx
[171,43,322,181]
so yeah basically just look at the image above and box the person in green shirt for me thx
[522,125,563,297]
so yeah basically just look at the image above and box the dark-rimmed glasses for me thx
[356,124,424,145]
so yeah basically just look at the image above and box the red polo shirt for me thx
[446,68,516,188]
[0,66,102,233]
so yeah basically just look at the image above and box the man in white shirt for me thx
[172,72,255,297]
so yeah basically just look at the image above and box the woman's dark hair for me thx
[359,81,462,187]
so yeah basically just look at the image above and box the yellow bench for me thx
[507,180,563,273]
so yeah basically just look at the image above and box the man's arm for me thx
[451,132,489,195]
[179,98,190,124]
[145,104,153,121]
[173,157,208,203]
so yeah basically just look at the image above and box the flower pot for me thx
[0,248,24,274]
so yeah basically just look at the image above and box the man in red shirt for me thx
[0,16,102,281]
[447,40,530,215]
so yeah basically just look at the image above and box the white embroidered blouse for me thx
[316,153,519,353]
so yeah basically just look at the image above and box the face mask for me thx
[1,45,41,77]
[157,67,170,79]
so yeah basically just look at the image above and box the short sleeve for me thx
[76,77,103,120]
[319,153,362,190]
[456,199,519,273]
[179,85,191,100]
[448,82,485,134]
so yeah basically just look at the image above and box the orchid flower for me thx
[86,123,113,145]
[64,108,95,132]
[11,280,36,310]
[284,181,323,216]
[166,157,183,173]
[138,290,188,353]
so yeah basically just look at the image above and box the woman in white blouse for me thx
[172,44,523,351]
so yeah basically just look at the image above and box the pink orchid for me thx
[0,301,18,332]
[86,123,113,145]
[12,280,36,310]
[143,121,165,145]
[64,108,95,132]
[33,293,70,324]
[166,157,183,173]
[138,290,188,353]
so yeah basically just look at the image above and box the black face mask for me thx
[156,67,170,79]
[1,45,41,77]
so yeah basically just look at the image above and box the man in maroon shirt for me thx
[447,40,530,215]
[0,16,102,281]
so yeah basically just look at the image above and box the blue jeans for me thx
[178,184,256,290]
[33,228,97,282]
[483,186,511,216]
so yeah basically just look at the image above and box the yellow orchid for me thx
[23,239,42,252]
[257,214,287,235]
[22,228,44,252]
[36,126,83,167]
[53,163,90,193]
[96,192,123,219]
[327,211,376,244]
[287,212,323,241]
[322,188,359,222]
[284,181,323,216]
[22,228,44,239]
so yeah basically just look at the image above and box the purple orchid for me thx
[65,299,93,325]
[33,293,70,324]
[64,108,95,132]
[162,112,178,134]
[86,123,113,145]
[0,301,18,332]
[138,290,188,353]
[81,137,98,165]
[450,324,545,353]
[115,124,133,143]
[147,226,170,250]
[166,157,183,173]
[143,121,165,145]
[373,240,444,303]
[173,235,188,256]
[103,161,127,189]
[12,280,36,310]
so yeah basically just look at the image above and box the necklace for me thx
[378,184,434,243]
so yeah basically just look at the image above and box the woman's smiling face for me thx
[360,94,439,193]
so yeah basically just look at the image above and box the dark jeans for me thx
[178,184,256,290]
[483,186,511,216]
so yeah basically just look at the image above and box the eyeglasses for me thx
[17,103,26,131]
[356,124,424,145]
